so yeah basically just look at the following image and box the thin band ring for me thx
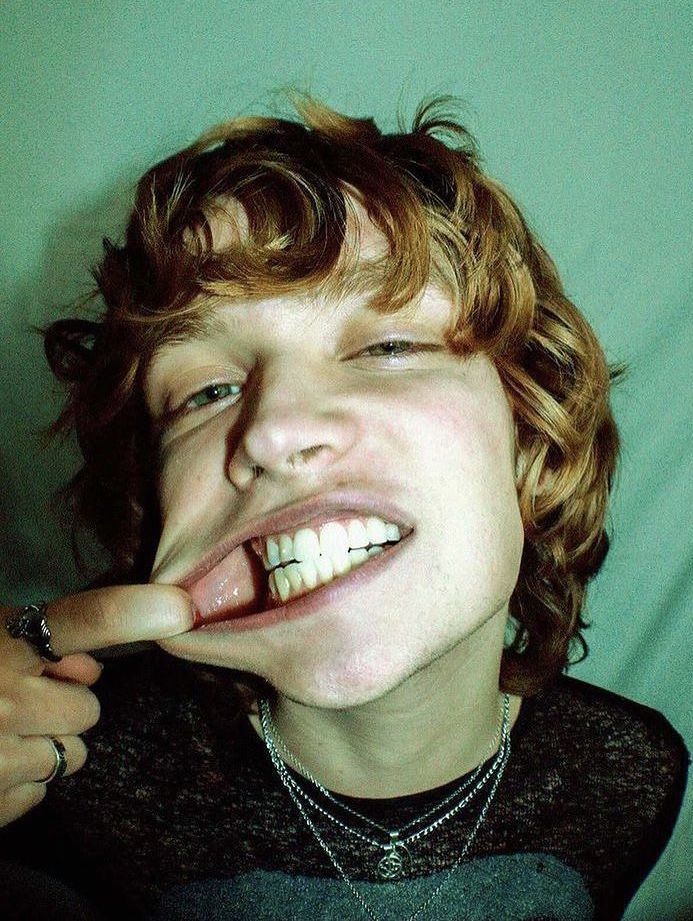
[40,736,67,783]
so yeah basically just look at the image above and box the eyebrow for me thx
[148,282,448,369]
[148,309,235,361]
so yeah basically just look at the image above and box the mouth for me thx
[184,510,414,632]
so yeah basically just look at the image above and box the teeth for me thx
[315,553,334,584]
[366,517,388,544]
[279,534,293,563]
[297,558,318,589]
[259,515,404,576]
[319,521,350,558]
[348,548,369,565]
[268,539,393,605]
[265,515,402,570]
[273,567,291,602]
[266,538,280,569]
[319,522,350,576]
[347,519,369,549]
[385,523,401,542]
[294,528,321,562]
[284,562,303,592]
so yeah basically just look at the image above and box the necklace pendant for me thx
[377,832,411,880]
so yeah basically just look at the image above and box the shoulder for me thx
[526,674,690,805]
[540,674,689,789]
[510,674,689,915]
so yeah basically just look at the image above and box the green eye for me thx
[186,383,242,410]
[361,340,419,357]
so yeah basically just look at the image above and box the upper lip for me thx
[178,490,415,589]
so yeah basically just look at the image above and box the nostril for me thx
[287,445,327,469]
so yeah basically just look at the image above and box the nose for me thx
[227,359,359,491]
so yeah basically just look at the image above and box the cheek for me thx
[156,430,227,529]
[398,381,523,596]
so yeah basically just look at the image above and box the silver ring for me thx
[40,736,67,783]
[5,602,62,663]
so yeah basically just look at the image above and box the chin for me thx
[158,629,424,710]
[257,637,447,711]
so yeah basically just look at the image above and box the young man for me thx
[0,98,687,920]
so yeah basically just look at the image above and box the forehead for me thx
[145,190,458,368]
[148,283,456,367]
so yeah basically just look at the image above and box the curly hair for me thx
[44,95,620,697]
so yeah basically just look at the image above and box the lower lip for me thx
[195,533,414,633]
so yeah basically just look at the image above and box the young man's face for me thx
[146,273,524,709]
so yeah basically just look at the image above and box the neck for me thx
[250,610,522,798]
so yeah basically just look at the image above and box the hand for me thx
[0,585,194,827]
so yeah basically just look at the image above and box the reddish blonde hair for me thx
[45,96,620,696]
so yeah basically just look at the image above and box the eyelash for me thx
[359,339,424,358]
[183,382,242,411]
[178,340,431,415]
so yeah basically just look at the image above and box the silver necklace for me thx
[263,697,506,844]
[260,695,509,880]
[258,695,511,921]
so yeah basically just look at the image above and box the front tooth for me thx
[297,558,318,589]
[293,528,321,562]
[366,516,387,545]
[347,519,369,549]
[320,521,350,557]
[266,538,280,569]
[274,567,291,601]
[315,553,334,584]
[279,534,294,563]
[385,523,401,542]
[284,563,303,592]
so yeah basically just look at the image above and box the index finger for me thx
[36,585,195,657]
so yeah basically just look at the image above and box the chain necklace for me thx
[258,695,511,921]
[260,695,509,879]
[263,696,506,847]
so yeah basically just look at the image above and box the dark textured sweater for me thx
[0,650,688,921]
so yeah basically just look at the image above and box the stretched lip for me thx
[178,489,415,594]
[196,532,414,633]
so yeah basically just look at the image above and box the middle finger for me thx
[0,674,101,736]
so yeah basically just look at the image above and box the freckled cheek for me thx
[156,434,228,528]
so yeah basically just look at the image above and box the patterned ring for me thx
[5,602,62,662]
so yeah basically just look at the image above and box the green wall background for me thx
[1,2,690,917]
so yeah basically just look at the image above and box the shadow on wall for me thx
[1,180,131,602]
